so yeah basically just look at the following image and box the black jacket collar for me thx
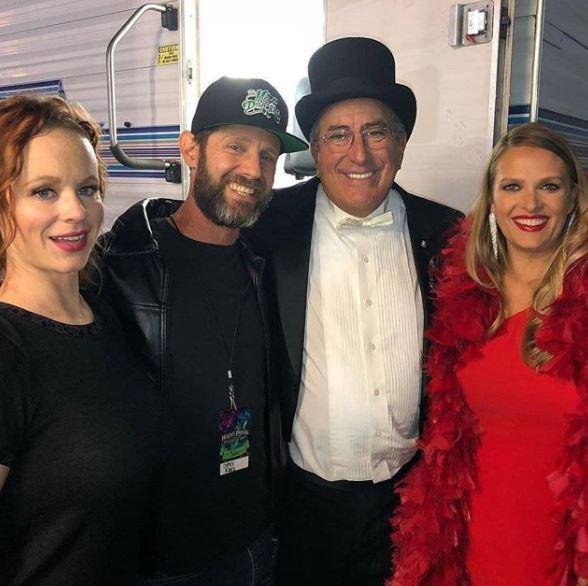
[104,198,181,254]
[103,198,260,262]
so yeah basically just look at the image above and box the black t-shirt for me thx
[0,295,170,586]
[152,219,271,574]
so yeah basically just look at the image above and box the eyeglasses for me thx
[315,125,395,152]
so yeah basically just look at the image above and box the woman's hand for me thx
[578,577,588,585]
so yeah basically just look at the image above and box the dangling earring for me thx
[489,211,498,260]
[564,212,576,236]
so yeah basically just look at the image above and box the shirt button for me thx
[374,388,381,396]
[362,255,370,264]
[369,343,376,351]
[366,299,373,307]
[375,430,383,438]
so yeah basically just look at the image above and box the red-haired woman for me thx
[391,124,588,585]
[0,95,169,585]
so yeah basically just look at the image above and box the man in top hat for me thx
[98,77,307,585]
[247,38,462,585]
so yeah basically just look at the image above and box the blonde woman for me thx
[391,123,587,585]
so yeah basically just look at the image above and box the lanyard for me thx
[168,216,250,410]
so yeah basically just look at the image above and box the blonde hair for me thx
[465,123,588,367]
[0,94,106,284]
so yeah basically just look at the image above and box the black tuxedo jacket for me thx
[247,177,462,439]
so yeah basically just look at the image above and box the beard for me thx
[192,151,273,229]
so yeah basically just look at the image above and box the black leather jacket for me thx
[99,198,285,484]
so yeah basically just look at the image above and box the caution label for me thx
[157,44,179,66]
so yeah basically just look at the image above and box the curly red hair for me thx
[0,94,106,273]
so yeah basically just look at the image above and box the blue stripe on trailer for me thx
[0,79,66,99]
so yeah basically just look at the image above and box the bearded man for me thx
[99,76,307,586]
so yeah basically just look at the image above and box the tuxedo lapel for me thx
[270,179,318,381]
[397,185,443,318]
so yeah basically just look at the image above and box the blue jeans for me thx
[143,527,276,586]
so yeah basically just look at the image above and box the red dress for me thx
[456,310,579,585]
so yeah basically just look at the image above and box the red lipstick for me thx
[512,215,548,232]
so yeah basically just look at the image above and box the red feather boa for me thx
[389,224,588,585]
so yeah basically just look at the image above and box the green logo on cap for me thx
[241,89,281,124]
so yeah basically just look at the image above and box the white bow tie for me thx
[337,210,394,230]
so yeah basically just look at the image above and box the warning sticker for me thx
[157,44,179,66]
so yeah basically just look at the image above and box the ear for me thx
[310,140,319,161]
[0,187,17,261]
[0,186,12,233]
[397,137,407,170]
[310,141,321,177]
[179,131,200,169]
[567,187,577,214]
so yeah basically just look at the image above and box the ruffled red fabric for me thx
[388,222,588,585]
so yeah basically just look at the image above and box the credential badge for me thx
[241,89,281,124]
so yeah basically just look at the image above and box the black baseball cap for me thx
[191,77,308,154]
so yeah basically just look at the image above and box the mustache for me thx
[221,173,266,193]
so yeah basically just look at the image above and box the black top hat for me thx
[191,77,308,154]
[295,37,417,141]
